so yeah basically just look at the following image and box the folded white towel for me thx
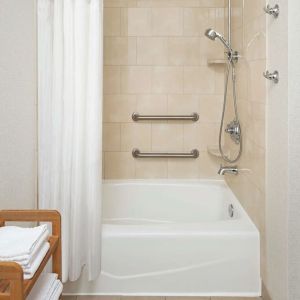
[0,229,49,266]
[49,280,63,300]
[24,242,50,280]
[27,273,61,300]
[0,224,48,258]
[45,278,60,300]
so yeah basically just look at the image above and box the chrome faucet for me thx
[218,165,238,175]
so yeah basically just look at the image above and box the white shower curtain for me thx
[38,0,103,282]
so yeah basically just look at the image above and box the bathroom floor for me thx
[62,296,262,300]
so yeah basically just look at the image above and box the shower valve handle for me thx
[263,70,279,84]
[225,121,241,145]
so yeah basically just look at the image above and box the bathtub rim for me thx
[101,179,260,236]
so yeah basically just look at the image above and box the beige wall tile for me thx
[244,15,266,61]
[232,27,244,53]
[137,37,168,66]
[199,95,223,123]
[168,159,199,178]
[215,7,225,33]
[200,37,225,63]
[214,64,225,94]
[235,60,248,100]
[245,144,265,192]
[152,66,183,94]
[199,123,220,151]
[152,124,184,151]
[103,1,228,179]
[183,8,215,36]
[168,38,201,66]
[168,94,199,114]
[121,8,129,36]
[136,95,168,115]
[103,123,121,151]
[104,66,121,94]
[104,37,137,65]
[152,8,183,36]
[104,8,121,36]
[104,152,135,179]
[121,66,152,94]
[183,123,219,151]
[121,123,152,151]
[198,0,225,7]
[198,150,221,178]
[135,159,168,178]
[128,8,152,36]
[184,66,215,94]
[104,95,136,122]
[244,0,265,24]
[104,0,137,8]
[183,124,201,151]
[252,119,265,149]
[248,60,267,104]
[138,0,200,8]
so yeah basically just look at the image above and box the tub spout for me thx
[218,165,238,175]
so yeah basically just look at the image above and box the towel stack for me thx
[0,224,50,279]
[27,273,63,300]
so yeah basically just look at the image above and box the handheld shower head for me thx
[205,28,218,41]
[204,28,232,53]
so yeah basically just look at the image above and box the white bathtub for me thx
[64,180,261,297]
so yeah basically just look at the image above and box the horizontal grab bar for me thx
[132,149,199,159]
[132,112,199,122]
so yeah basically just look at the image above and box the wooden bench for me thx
[0,210,62,300]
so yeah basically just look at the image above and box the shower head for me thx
[205,28,219,41]
[204,28,232,53]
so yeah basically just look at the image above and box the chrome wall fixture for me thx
[218,165,239,175]
[204,22,243,162]
[132,149,199,159]
[263,70,279,84]
[225,120,241,144]
[264,4,279,18]
[132,113,199,122]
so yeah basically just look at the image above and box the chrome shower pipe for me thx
[228,0,231,46]
[204,0,242,164]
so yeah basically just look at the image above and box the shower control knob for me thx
[264,4,279,18]
[263,70,279,84]
[225,120,241,145]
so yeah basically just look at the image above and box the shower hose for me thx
[219,58,242,163]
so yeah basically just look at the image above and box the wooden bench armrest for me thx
[0,210,60,225]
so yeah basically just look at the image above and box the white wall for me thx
[0,0,37,209]
[266,0,288,298]
[266,0,300,299]
[287,0,300,299]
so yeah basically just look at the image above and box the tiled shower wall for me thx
[224,0,267,285]
[103,0,226,179]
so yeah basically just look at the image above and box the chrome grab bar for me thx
[132,112,199,122]
[132,148,199,159]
